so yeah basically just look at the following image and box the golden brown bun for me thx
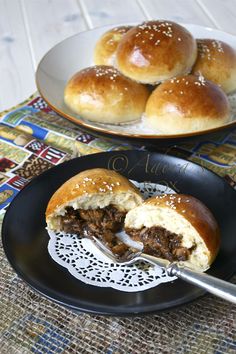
[116,20,197,84]
[46,168,143,230]
[192,39,236,94]
[64,65,150,124]
[145,74,230,134]
[125,194,220,271]
[94,26,133,65]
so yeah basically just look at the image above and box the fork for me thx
[92,236,236,304]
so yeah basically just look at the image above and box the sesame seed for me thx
[84,177,91,181]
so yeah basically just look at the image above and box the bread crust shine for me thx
[64,65,150,124]
[116,20,197,84]
[145,74,230,134]
[192,39,236,94]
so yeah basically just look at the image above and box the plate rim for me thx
[2,150,236,315]
[35,22,236,141]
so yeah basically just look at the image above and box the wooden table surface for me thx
[0,0,235,112]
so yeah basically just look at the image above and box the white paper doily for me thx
[47,182,177,292]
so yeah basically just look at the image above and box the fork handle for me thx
[168,263,236,304]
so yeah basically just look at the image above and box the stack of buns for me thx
[64,20,236,134]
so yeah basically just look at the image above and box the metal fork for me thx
[92,236,236,304]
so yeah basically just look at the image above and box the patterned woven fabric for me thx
[0,96,236,353]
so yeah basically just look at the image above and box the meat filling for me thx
[59,206,129,256]
[125,226,196,261]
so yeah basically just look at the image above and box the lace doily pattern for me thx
[47,182,177,292]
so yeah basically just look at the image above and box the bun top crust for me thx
[46,168,143,222]
[192,39,236,93]
[94,26,133,65]
[64,65,150,124]
[116,20,197,84]
[145,74,230,134]
[143,194,220,258]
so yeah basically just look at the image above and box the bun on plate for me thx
[125,194,220,271]
[64,65,150,124]
[94,25,133,65]
[145,74,230,134]
[116,20,197,84]
[46,168,143,240]
[192,39,236,94]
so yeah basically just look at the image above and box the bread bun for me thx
[64,65,150,124]
[192,39,236,94]
[116,20,197,84]
[94,26,133,65]
[145,74,230,134]
[125,194,220,271]
[46,168,143,231]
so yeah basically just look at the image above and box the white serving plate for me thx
[36,23,236,145]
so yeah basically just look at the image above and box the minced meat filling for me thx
[59,207,195,261]
[125,226,195,261]
[59,206,129,256]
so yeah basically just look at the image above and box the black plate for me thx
[2,151,236,315]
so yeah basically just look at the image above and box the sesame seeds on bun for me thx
[46,168,144,231]
[144,74,230,134]
[64,65,150,124]
[192,39,236,94]
[64,20,235,135]
[116,20,197,84]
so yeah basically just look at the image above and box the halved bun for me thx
[46,168,143,231]
[144,74,230,134]
[64,65,150,124]
[116,20,197,84]
[125,194,220,271]
[94,26,133,65]
[192,39,236,94]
